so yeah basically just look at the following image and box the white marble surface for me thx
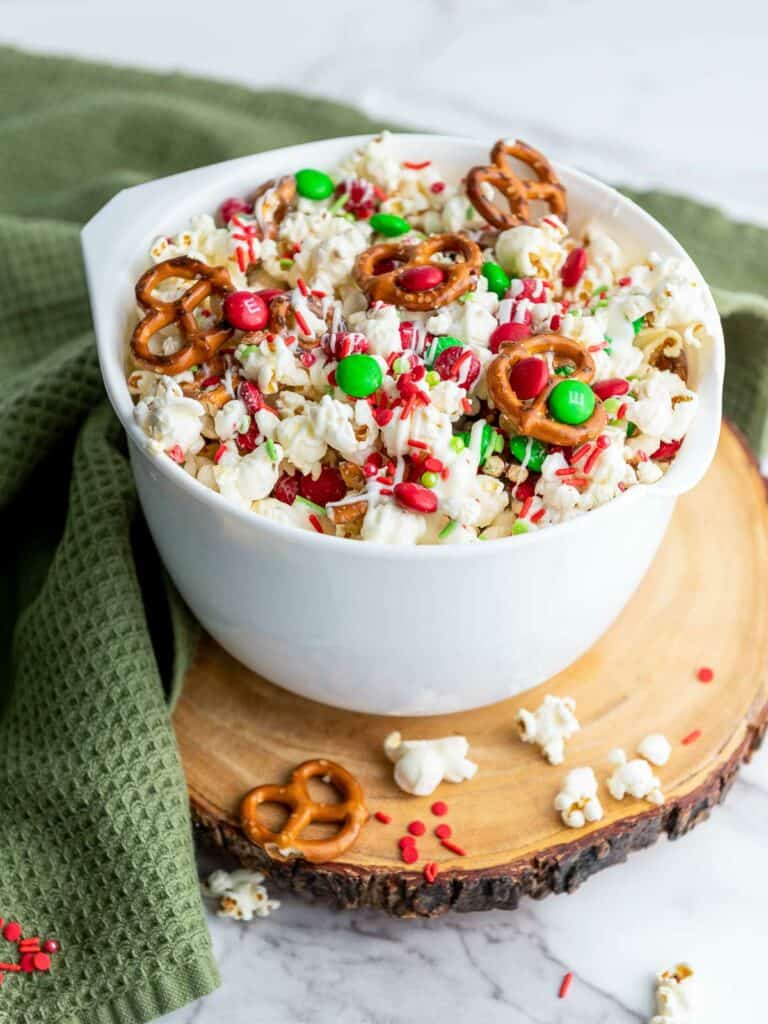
[3,2,767,1020]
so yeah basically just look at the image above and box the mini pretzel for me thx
[248,175,296,239]
[466,139,567,230]
[487,334,607,446]
[240,759,368,864]
[353,233,482,311]
[131,257,234,375]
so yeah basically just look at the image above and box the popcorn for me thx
[516,695,580,765]
[607,748,664,805]
[133,378,205,457]
[554,767,604,828]
[637,733,672,766]
[214,443,283,509]
[650,963,696,1023]
[205,869,280,921]
[384,731,478,796]
[495,217,567,279]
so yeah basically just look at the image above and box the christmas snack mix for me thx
[128,134,706,545]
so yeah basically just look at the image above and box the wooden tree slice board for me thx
[175,423,768,917]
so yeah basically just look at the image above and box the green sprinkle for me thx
[439,519,458,540]
[554,364,575,377]
[426,370,441,387]
[605,346,613,355]
[594,299,609,309]
[392,356,411,376]
[343,212,356,222]
[512,520,529,535]
[328,191,350,215]
[239,345,259,358]
[593,284,609,297]
[458,291,473,303]
[265,439,278,462]
[295,496,326,516]
[466,204,475,221]
[421,471,438,488]
[189,364,199,373]
[603,397,621,416]
[450,435,465,453]
[626,422,637,438]
[492,430,505,454]
[632,316,646,335]
[279,258,293,269]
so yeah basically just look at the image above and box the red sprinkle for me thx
[401,845,419,864]
[19,954,35,974]
[569,443,591,465]
[440,839,467,856]
[398,835,416,850]
[408,438,429,450]
[697,666,715,683]
[652,439,683,461]
[423,862,439,884]
[518,495,533,519]
[550,314,562,331]
[430,181,446,194]
[308,513,324,534]
[431,801,448,816]
[617,402,628,420]
[618,276,632,287]
[403,160,431,170]
[434,824,452,839]
[682,729,702,746]
[558,972,574,999]
[293,308,311,337]
[407,820,426,837]
[374,811,392,824]
[596,434,611,450]
[33,954,51,973]
[296,277,309,297]
[3,923,21,943]
[583,448,602,475]
[531,507,546,523]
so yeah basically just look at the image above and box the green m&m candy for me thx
[336,354,382,398]
[295,168,335,200]
[481,261,511,298]
[548,379,596,425]
[427,335,462,367]
[456,423,503,466]
[509,435,548,472]
[369,212,411,237]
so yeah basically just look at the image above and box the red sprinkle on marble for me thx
[3,923,21,943]
[398,835,416,850]
[19,954,35,974]
[407,820,426,837]
[308,513,324,534]
[440,839,467,857]
[682,729,702,745]
[33,954,51,972]
[374,811,392,824]
[401,845,419,864]
[559,972,574,999]
[431,801,448,816]
[434,824,452,840]
[423,862,439,884]
[697,667,715,683]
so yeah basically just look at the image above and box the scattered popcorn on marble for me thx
[128,131,707,544]
[554,767,604,828]
[516,694,580,765]
[204,869,280,921]
[650,963,696,1023]
[607,749,664,805]
[384,731,478,796]
[637,733,672,766]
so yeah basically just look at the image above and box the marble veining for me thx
[2,2,767,1020]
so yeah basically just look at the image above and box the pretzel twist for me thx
[487,334,607,446]
[130,257,235,375]
[240,759,368,864]
[353,233,482,311]
[248,175,297,239]
[466,139,567,230]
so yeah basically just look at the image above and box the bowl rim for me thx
[83,131,725,560]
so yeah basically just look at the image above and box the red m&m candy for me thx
[224,291,269,332]
[299,467,346,506]
[399,266,445,292]
[394,482,438,514]
[489,321,531,353]
[509,356,549,400]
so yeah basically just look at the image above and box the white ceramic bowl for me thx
[82,134,724,716]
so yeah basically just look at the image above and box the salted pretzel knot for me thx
[240,759,368,864]
[466,139,567,230]
[487,334,607,446]
[353,233,482,311]
[248,175,296,239]
[130,257,235,375]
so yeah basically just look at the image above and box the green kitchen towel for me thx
[0,45,767,1024]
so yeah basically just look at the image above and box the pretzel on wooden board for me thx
[240,759,368,863]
